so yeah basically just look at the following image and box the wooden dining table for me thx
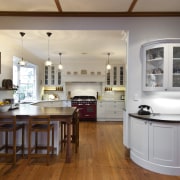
[0,104,77,163]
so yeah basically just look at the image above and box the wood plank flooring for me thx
[0,122,180,180]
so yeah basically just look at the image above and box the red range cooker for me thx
[71,96,97,121]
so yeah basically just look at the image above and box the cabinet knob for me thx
[145,121,147,124]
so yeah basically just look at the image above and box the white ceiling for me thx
[1,30,128,64]
[0,0,179,64]
[0,0,179,12]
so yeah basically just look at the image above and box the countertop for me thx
[129,113,180,122]
[97,99,125,102]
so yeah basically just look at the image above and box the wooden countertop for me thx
[0,104,76,118]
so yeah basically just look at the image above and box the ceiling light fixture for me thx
[45,32,52,66]
[106,52,111,70]
[58,52,63,70]
[19,32,26,66]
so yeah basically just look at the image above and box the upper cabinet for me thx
[142,39,180,91]
[44,66,62,86]
[106,64,125,86]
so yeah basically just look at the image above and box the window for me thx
[13,57,37,103]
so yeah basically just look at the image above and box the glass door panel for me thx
[172,47,180,87]
[145,47,164,88]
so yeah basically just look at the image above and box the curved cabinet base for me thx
[131,151,180,176]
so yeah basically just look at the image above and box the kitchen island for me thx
[129,113,180,176]
[0,104,76,163]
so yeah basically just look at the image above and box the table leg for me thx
[66,121,71,163]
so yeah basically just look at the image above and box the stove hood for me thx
[63,74,105,83]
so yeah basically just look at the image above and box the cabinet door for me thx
[168,44,180,90]
[143,44,168,91]
[149,122,178,166]
[178,125,180,166]
[130,117,149,160]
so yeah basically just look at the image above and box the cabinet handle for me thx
[149,122,152,125]
[144,121,147,124]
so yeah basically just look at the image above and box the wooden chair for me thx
[0,115,25,166]
[28,115,54,165]
[61,109,79,153]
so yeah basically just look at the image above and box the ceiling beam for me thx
[128,0,138,12]
[0,11,180,17]
[54,0,62,12]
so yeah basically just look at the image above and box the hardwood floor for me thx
[0,122,180,180]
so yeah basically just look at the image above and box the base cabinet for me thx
[130,117,148,160]
[149,122,178,166]
[97,101,124,121]
[130,116,180,175]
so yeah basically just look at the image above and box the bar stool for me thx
[0,115,25,166]
[28,115,54,165]
[61,109,79,153]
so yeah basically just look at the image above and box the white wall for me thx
[0,33,44,101]
[0,16,180,113]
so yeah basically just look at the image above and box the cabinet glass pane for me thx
[120,66,124,85]
[107,71,110,85]
[172,47,180,87]
[113,66,117,85]
[145,47,164,88]
[51,66,55,85]
[58,71,61,85]
[44,66,48,85]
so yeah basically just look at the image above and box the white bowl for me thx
[0,105,10,112]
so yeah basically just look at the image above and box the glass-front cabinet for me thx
[106,64,125,86]
[44,65,62,86]
[142,40,180,91]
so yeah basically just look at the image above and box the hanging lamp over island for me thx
[19,32,26,66]
[106,52,111,70]
[45,32,52,66]
[58,52,63,70]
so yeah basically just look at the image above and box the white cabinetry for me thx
[44,66,62,86]
[149,121,178,166]
[97,101,124,121]
[142,39,180,91]
[106,64,125,86]
[130,116,180,175]
[130,117,148,160]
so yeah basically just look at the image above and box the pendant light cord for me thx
[20,32,25,61]
[47,32,52,62]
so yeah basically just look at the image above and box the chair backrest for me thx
[29,115,51,126]
[0,115,16,126]
[73,109,79,123]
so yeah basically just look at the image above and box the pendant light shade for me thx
[45,32,52,66]
[58,52,63,70]
[19,32,26,66]
[106,52,111,70]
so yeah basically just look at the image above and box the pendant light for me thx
[106,52,111,70]
[45,32,52,66]
[58,52,63,70]
[19,32,26,66]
